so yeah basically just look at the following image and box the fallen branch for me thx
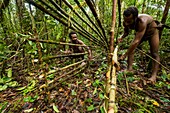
[136,48,170,71]
[47,59,86,75]
[48,62,87,90]
[42,52,87,61]
[28,38,87,47]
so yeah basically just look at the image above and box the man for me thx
[118,6,160,83]
[68,31,92,60]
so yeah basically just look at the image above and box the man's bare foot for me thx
[147,75,156,84]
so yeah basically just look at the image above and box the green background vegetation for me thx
[0,0,169,112]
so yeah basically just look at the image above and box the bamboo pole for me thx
[42,52,87,61]
[61,0,106,44]
[46,59,86,75]
[73,0,108,49]
[39,0,104,46]
[108,46,118,113]
[105,0,117,112]
[85,0,108,47]
[73,0,104,38]
[48,61,87,90]
[28,38,89,47]
[110,0,117,54]
[26,0,103,47]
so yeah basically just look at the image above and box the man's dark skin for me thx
[67,31,92,60]
[118,6,160,83]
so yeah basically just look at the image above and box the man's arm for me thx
[78,39,92,60]
[124,23,146,57]
[118,23,129,43]
[64,41,73,54]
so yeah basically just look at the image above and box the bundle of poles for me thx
[26,0,119,112]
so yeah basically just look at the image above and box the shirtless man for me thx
[118,6,160,83]
[68,31,92,60]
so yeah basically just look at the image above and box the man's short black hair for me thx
[123,6,138,18]
[69,31,77,38]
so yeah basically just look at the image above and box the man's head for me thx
[123,6,138,28]
[69,31,77,41]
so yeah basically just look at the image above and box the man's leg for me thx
[127,40,144,71]
[127,50,135,71]
[148,31,160,83]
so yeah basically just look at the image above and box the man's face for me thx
[123,14,135,29]
[71,34,77,41]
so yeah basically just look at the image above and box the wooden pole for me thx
[159,0,170,39]
[105,0,118,112]
[110,0,117,53]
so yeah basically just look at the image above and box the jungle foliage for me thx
[0,0,170,112]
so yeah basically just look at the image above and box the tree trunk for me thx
[142,0,146,13]
[16,0,24,32]
[0,0,10,39]
[159,0,170,38]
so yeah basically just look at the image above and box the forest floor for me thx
[0,51,170,113]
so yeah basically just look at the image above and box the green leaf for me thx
[87,105,94,111]
[16,86,27,91]
[160,97,170,103]
[100,106,105,113]
[71,90,77,96]
[99,93,104,99]
[133,63,138,70]
[0,78,4,84]
[77,80,82,84]
[0,102,8,113]
[127,77,135,82]
[22,89,29,96]
[34,95,38,99]
[0,85,8,91]
[24,96,32,102]
[155,81,165,88]
[93,79,100,87]
[23,108,33,112]
[28,80,36,90]
[167,84,170,89]
[7,68,12,77]
[2,77,12,83]
[167,74,170,80]
[29,98,35,103]
[48,74,54,79]
[48,70,56,74]
[85,98,92,103]
[93,87,97,95]
[126,71,134,76]
[0,54,7,59]
[161,69,167,81]
[56,32,62,40]
[53,103,59,112]
[117,72,124,81]
[28,41,33,46]
[6,81,18,87]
